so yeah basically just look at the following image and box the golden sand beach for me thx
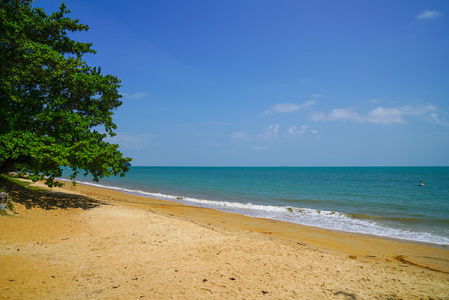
[1,178,448,299]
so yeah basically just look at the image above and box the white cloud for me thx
[261,100,315,116]
[367,107,406,124]
[330,108,361,121]
[122,92,148,99]
[231,131,250,142]
[311,112,325,121]
[311,94,325,98]
[312,105,436,124]
[368,105,436,124]
[312,108,361,122]
[287,125,310,136]
[298,125,309,134]
[430,113,449,126]
[286,125,319,138]
[418,10,442,20]
[259,124,280,140]
[268,124,280,135]
[287,126,297,135]
[254,146,267,151]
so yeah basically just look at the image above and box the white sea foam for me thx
[58,178,449,245]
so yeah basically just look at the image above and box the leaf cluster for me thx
[0,0,131,187]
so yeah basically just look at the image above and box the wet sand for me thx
[1,179,448,299]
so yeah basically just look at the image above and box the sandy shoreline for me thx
[1,179,448,299]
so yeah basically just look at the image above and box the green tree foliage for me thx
[0,0,131,187]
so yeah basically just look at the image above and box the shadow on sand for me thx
[0,177,102,210]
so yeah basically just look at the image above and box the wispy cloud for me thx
[418,10,442,20]
[254,146,267,151]
[368,98,383,104]
[259,124,280,140]
[106,132,157,151]
[258,123,319,141]
[231,131,250,142]
[312,105,436,124]
[261,100,315,116]
[121,92,148,99]
[287,125,319,138]
[287,125,309,136]
[312,108,360,122]
[430,113,449,126]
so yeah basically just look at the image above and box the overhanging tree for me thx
[0,0,131,187]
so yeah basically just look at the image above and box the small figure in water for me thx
[419,181,425,186]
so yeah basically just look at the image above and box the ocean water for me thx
[61,167,449,245]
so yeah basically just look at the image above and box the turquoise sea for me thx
[61,167,449,245]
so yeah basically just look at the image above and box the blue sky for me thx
[37,0,449,166]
